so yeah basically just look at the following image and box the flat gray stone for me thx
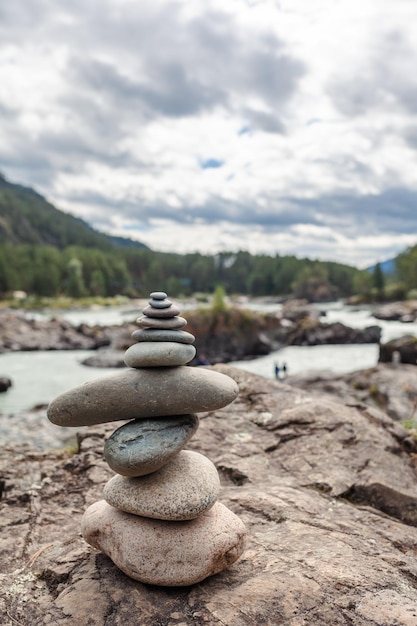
[103,450,220,519]
[136,315,187,329]
[131,329,195,344]
[103,415,199,477]
[124,341,196,367]
[149,291,167,300]
[81,500,247,586]
[142,304,181,318]
[47,366,239,427]
[149,298,172,309]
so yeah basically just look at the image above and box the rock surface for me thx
[287,362,417,423]
[103,450,220,520]
[1,365,417,624]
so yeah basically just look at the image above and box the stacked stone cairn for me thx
[47,291,247,586]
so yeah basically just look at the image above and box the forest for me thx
[0,171,416,302]
[0,242,406,302]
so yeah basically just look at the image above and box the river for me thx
[0,300,416,416]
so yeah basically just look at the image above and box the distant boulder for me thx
[0,376,12,392]
[373,301,417,322]
[379,335,417,365]
[286,320,381,346]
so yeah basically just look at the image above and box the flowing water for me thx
[1,301,416,415]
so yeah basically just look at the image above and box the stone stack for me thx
[47,292,247,586]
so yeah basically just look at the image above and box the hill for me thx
[0,172,147,250]
[366,258,396,275]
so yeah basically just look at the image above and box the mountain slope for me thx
[0,173,147,250]
[366,259,396,275]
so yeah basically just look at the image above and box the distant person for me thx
[392,350,401,367]
[196,354,210,366]
[282,363,288,379]
[274,363,280,380]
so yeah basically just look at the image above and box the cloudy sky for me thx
[1,0,416,268]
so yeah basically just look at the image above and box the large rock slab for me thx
[287,362,417,423]
[103,450,220,519]
[47,366,239,426]
[1,365,417,624]
[104,414,199,477]
[81,500,247,586]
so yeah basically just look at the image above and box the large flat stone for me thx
[81,500,247,586]
[47,367,239,427]
[104,415,199,477]
[103,450,220,519]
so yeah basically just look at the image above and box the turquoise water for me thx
[0,301,415,415]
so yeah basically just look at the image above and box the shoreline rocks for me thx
[0,302,386,368]
[379,334,417,365]
[372,300,417,322]
[47,292,246,586]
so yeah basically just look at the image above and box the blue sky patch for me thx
[200,158,224,169]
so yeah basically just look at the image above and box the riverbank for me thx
[0,302,382,362]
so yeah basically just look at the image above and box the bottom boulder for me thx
[81,500,247,586]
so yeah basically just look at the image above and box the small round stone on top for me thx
[150,291,168,300]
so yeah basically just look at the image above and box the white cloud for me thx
[0,0,417,267]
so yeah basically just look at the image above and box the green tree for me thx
[212,285,227,312]
[353,270,373,300]
[372,263,385,300]
[67,257,86,297]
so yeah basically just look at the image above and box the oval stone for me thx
[131,329,195,344]
[47,366,239,427]
[148,298,172,309]
[142,304,181,318]
[81,500,247,586]
[149,291,167,300]
[136,315,187,329]
[124,341,196,368]
[103,450,220,519]
[104,415,199,477]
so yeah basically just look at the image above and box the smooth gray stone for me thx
[104,415,199,477]
[150,291,167,300]
[142,304,181,318]
[103,450,220,519]
[124,341,196,367]
[131,329,195,344]
[149,298,172,309]
[47,366,239,427]
[136,315,187,329]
